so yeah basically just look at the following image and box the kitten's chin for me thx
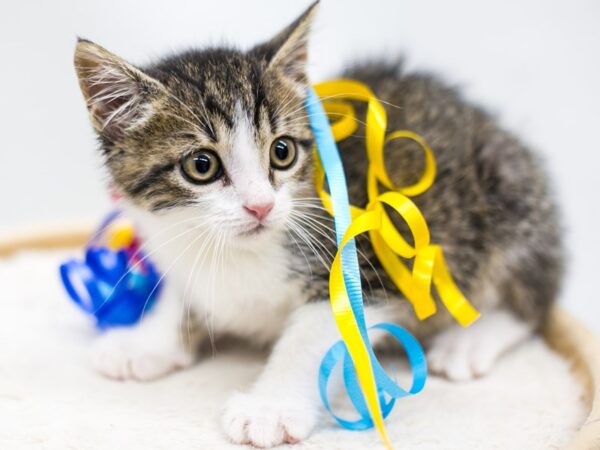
[239,223,267,237]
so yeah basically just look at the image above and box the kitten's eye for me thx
[180,150,222,184]
[270,137,297,170]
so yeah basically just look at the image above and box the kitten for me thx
[73,1,563,447]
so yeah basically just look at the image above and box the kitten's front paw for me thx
[92,329,193,381]
[222,391,317,447]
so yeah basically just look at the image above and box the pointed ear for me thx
[251,1,319,84]
[74,39,164,141]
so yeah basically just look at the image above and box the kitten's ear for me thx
[252,1,319,84]
[74,39,164,141]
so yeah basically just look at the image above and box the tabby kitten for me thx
[73,2,562,447]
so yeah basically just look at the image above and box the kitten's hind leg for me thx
[91,282,198,381]
[427,309,532,381]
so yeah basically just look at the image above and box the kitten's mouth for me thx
[240,223,266,237]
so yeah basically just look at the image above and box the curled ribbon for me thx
[307,80,480,448]
[60,213,161,329]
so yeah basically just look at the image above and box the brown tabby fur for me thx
[74,1,562,340]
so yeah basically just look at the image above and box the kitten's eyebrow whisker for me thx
[270,88,294,122]
[160,111,207,136]
[279,94,348,120]
[280,92,405,123]
[275,92,406,135]
[275,93,363,124]
[284,112,369,130]
[271,89,304,129]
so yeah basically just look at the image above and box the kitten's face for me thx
[74,4,318,246]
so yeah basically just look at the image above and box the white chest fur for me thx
[128,208,306,345]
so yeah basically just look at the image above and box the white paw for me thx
[91,329,193,381]
[222,391,317,447]
[427,325,491,381]
[427,310,532,381]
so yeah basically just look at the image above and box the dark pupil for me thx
[194,154,211,174]
[275,140,289,161]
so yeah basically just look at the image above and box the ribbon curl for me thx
[60,213,161,329]
[307,80,480,449]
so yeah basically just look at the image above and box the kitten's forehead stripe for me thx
[149,48,311,147]
[95,44,316,213]
[249,63,277,135]
[157,66,218,141]
[265,100,277,134]
[253,85,270,134]
[204,95,234,130]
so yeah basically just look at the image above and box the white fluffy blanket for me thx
[0,250,586,449]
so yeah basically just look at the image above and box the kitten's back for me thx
[333,61,563,328]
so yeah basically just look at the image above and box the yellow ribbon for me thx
[312,80,480,447]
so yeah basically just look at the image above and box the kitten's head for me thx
[74,2,319,247]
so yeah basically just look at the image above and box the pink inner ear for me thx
[87,80,132,125]
[85,72,144,141]
[77,56,143,140]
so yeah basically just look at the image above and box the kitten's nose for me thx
[244,202,274,221]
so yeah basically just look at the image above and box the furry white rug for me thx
[0,250,587,449]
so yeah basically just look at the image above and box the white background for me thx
[1,0,598,334]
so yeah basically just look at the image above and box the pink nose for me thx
[244,202,274,221]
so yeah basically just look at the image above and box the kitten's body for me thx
[74,2,562,447]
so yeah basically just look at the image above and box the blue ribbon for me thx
[60,215,161,329]
[306,88,428,430]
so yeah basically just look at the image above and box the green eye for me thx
[270,137,297,170]
[181,150,222,184]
